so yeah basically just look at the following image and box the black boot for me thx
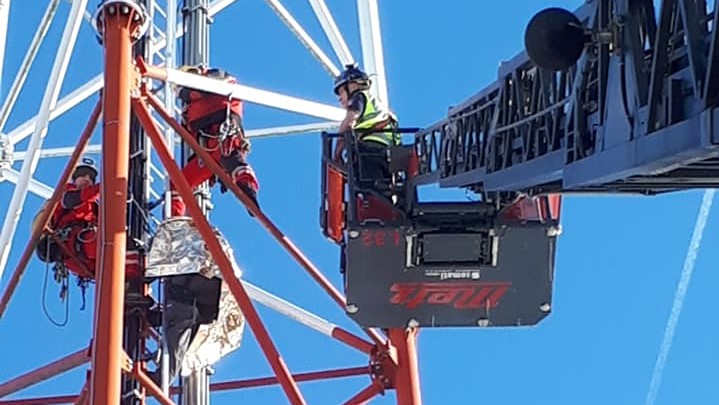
[238,183,260,217]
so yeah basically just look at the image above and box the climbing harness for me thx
[38,220,97,327]
[196,95,248,157]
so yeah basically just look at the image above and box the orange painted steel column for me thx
[0,101,101,319]
[90,3,138,403]
[132,98,307,405]
[388,328,422,405]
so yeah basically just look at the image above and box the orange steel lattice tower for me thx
[0,1,423,404]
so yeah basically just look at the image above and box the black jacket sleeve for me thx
[61,184,100,209]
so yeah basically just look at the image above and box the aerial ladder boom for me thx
[414,0,719,196]
[317,0,719,331]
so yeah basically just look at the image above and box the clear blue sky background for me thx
[1,1,718,404]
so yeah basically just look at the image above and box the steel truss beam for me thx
[0,0,9,101]
[264,0,340,77]
[0,0,60,133]
[139,61,346,120]
[414,0,719,197]
[0,366,371,404]
[306,0,354,66]
[356,0,389,105]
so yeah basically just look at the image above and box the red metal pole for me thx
[131,97,307,405]
[0,100,101,319]
[141,89,386,348]
[89,4,136,404]
[331,327,374,354]
[132,366,175,405]
[0,394,78,405]
[0,347,89,397]
[199,366,370,392]
[388,328,422,405]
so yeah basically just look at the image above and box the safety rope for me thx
[196,99,245,156]
[76,225,96,244]
[40,245,70,327]
[38,222,98,326]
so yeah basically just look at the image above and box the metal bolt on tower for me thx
[91,1,148,402]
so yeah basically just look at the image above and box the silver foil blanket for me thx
[145,216,242,279]
[145,217,246,374]
[181,281,246,375]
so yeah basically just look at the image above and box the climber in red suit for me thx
[35,157,140,280]
[170,65,260,217]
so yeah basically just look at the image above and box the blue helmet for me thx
[333,64,371,95]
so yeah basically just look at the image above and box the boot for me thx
[238,182,259,217]
[232,165,260,216]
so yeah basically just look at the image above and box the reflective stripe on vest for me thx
[354,91,398,146]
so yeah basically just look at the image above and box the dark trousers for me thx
[160,275,222,384]
[356,140,390,184]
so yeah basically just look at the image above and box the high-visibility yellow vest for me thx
[354,91,399,146]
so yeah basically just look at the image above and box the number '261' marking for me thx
[361,229,401,247]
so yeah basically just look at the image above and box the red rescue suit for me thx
[49,183,141,279]
[50,183,99,278]
[171,68,259,216]
[182,70,243,135]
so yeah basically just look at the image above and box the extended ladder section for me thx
[320,131,560,329]
[413,1,719,197]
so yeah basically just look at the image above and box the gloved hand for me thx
[238,182,260,217]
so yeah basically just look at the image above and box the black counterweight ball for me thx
[525,7,586,71]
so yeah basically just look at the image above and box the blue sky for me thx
[1,1,718,404]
